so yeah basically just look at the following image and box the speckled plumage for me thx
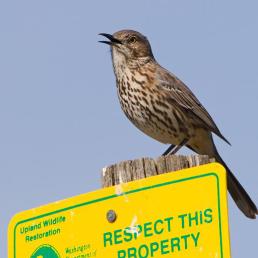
[100,29,257,218]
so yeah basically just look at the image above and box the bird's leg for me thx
[169,138,189,155]
[162,144,176,156]
[162,138,189,156]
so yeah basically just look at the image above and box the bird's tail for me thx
[213,147,258,219]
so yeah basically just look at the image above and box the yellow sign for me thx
[8,163,231,258]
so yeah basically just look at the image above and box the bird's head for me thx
[99,30,154,61]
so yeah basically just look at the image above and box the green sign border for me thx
[13,172,223,258]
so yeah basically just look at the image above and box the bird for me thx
[99,29,257,219]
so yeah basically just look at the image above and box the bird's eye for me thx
[128,36,137,44]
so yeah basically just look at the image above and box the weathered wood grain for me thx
[101,155,214,188]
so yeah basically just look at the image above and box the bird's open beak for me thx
[98,33,122,45]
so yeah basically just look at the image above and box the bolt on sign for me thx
[8,163,231,258]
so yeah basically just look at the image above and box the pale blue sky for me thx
[0,1,257,257]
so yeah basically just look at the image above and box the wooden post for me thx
[101,155,214,188]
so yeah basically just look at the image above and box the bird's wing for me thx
[156,67,230,144]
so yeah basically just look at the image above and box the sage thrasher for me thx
[99,29,257,219]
